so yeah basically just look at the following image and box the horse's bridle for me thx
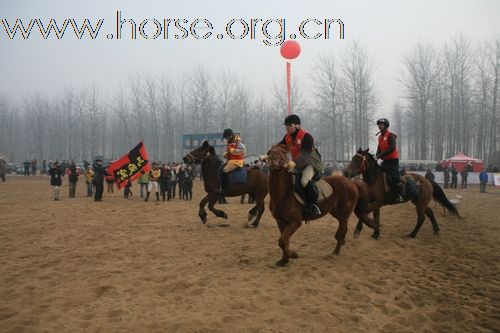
[267,149,290,171]
[356,153,368,174]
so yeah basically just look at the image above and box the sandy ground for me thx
[0,175,499,332]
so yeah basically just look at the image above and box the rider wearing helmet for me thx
[221,128,246,190]
[376,118,404,203]
[279,114,323,218]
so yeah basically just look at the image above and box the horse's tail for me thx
[430,180,461,218]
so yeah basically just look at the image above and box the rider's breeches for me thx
[301,165,315,188]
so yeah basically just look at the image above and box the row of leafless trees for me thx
[0,41,378,163]
[1,37,498,166]
[395,35,499,164]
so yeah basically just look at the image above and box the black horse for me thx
[183,141,268,227]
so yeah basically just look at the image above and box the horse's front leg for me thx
[372,209,381,239]
[208,193,228,219]
[198,193,212,224]
[276,219,301,267]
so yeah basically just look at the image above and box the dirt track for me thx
[0,175,498,332]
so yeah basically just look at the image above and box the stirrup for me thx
[310,204,322,216]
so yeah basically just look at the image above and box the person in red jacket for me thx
[376,118,403,202]
[279,114,323,218]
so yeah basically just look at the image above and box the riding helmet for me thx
[283,114,301,125]
[376,118,390,128]
[222,128,234,139]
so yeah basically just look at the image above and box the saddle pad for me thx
[292,177,333,205]
[218,165,248,184]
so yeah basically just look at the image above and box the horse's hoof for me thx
[249,221,259,228]
[371,232,379,240]
[434,230,440,235]
[353,230,361,239]
[247,214,257,222]
[290,251,299,259]
[200,217,207,224]
[276,259,288,267]
[406,233,416,239]
[222,213,228,219]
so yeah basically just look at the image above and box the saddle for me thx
[217,165,248,185]
[382,172,420,201]
[291,171,333,206]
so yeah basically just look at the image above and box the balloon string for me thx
[286,62,291,114]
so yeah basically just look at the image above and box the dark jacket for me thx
[49,166,63,186]
[93,163,110,184]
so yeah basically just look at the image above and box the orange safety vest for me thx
[285,128,311,161]
[378,130,399,160]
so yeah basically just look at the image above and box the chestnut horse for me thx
[266,144,359,266]
[343,148,460,239]
[183,141,268,227]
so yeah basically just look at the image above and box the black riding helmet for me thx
[222,128,234,140]
[283,114,301,126]
[376,118,390,128]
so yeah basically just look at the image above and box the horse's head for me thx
[266,144,290,171]
[183,141,215,164]
[343,147,376,178]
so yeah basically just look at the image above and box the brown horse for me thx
[266,144,359,266]
[343,148,460,239]
[183,141,268,227]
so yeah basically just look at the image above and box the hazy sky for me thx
[1,0,500,120]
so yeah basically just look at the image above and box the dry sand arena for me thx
[0,175,499,332]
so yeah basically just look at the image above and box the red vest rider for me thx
[376,118,404,202]
[279,114,322,218]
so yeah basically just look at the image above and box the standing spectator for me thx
[177,165,187,199]
[169,164,177,200]
[183,167,193,201]
[145,162,161,202]
[450,165,458,189]
[60,160,68,177]
[443,167,450,189]
[466,161,473,172]
[105,173,115,195]
[138,172,149,198]
[48,161,63,201]
[460,167,468,189]
[84,165,94,197]
[41,160,47,175]
[67,163,79,198]
[159,164,171,201]
[23,160,30,176]
[425,168,435,182]
[93,159,109,202]
[479,169,488,193]
[31,159,37,176]
[124,179,133,198]
[83,160,90,171]
[0,159,6,182]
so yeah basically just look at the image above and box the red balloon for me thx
[280,40,301,60]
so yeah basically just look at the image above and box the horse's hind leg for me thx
[425,207,440,234]
[208,195,228,219]
[333,217,349,255]
[408,205,426,238]
[353,219,364,238]
[248,194,266,228]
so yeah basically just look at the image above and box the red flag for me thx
[107,141,151,189]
